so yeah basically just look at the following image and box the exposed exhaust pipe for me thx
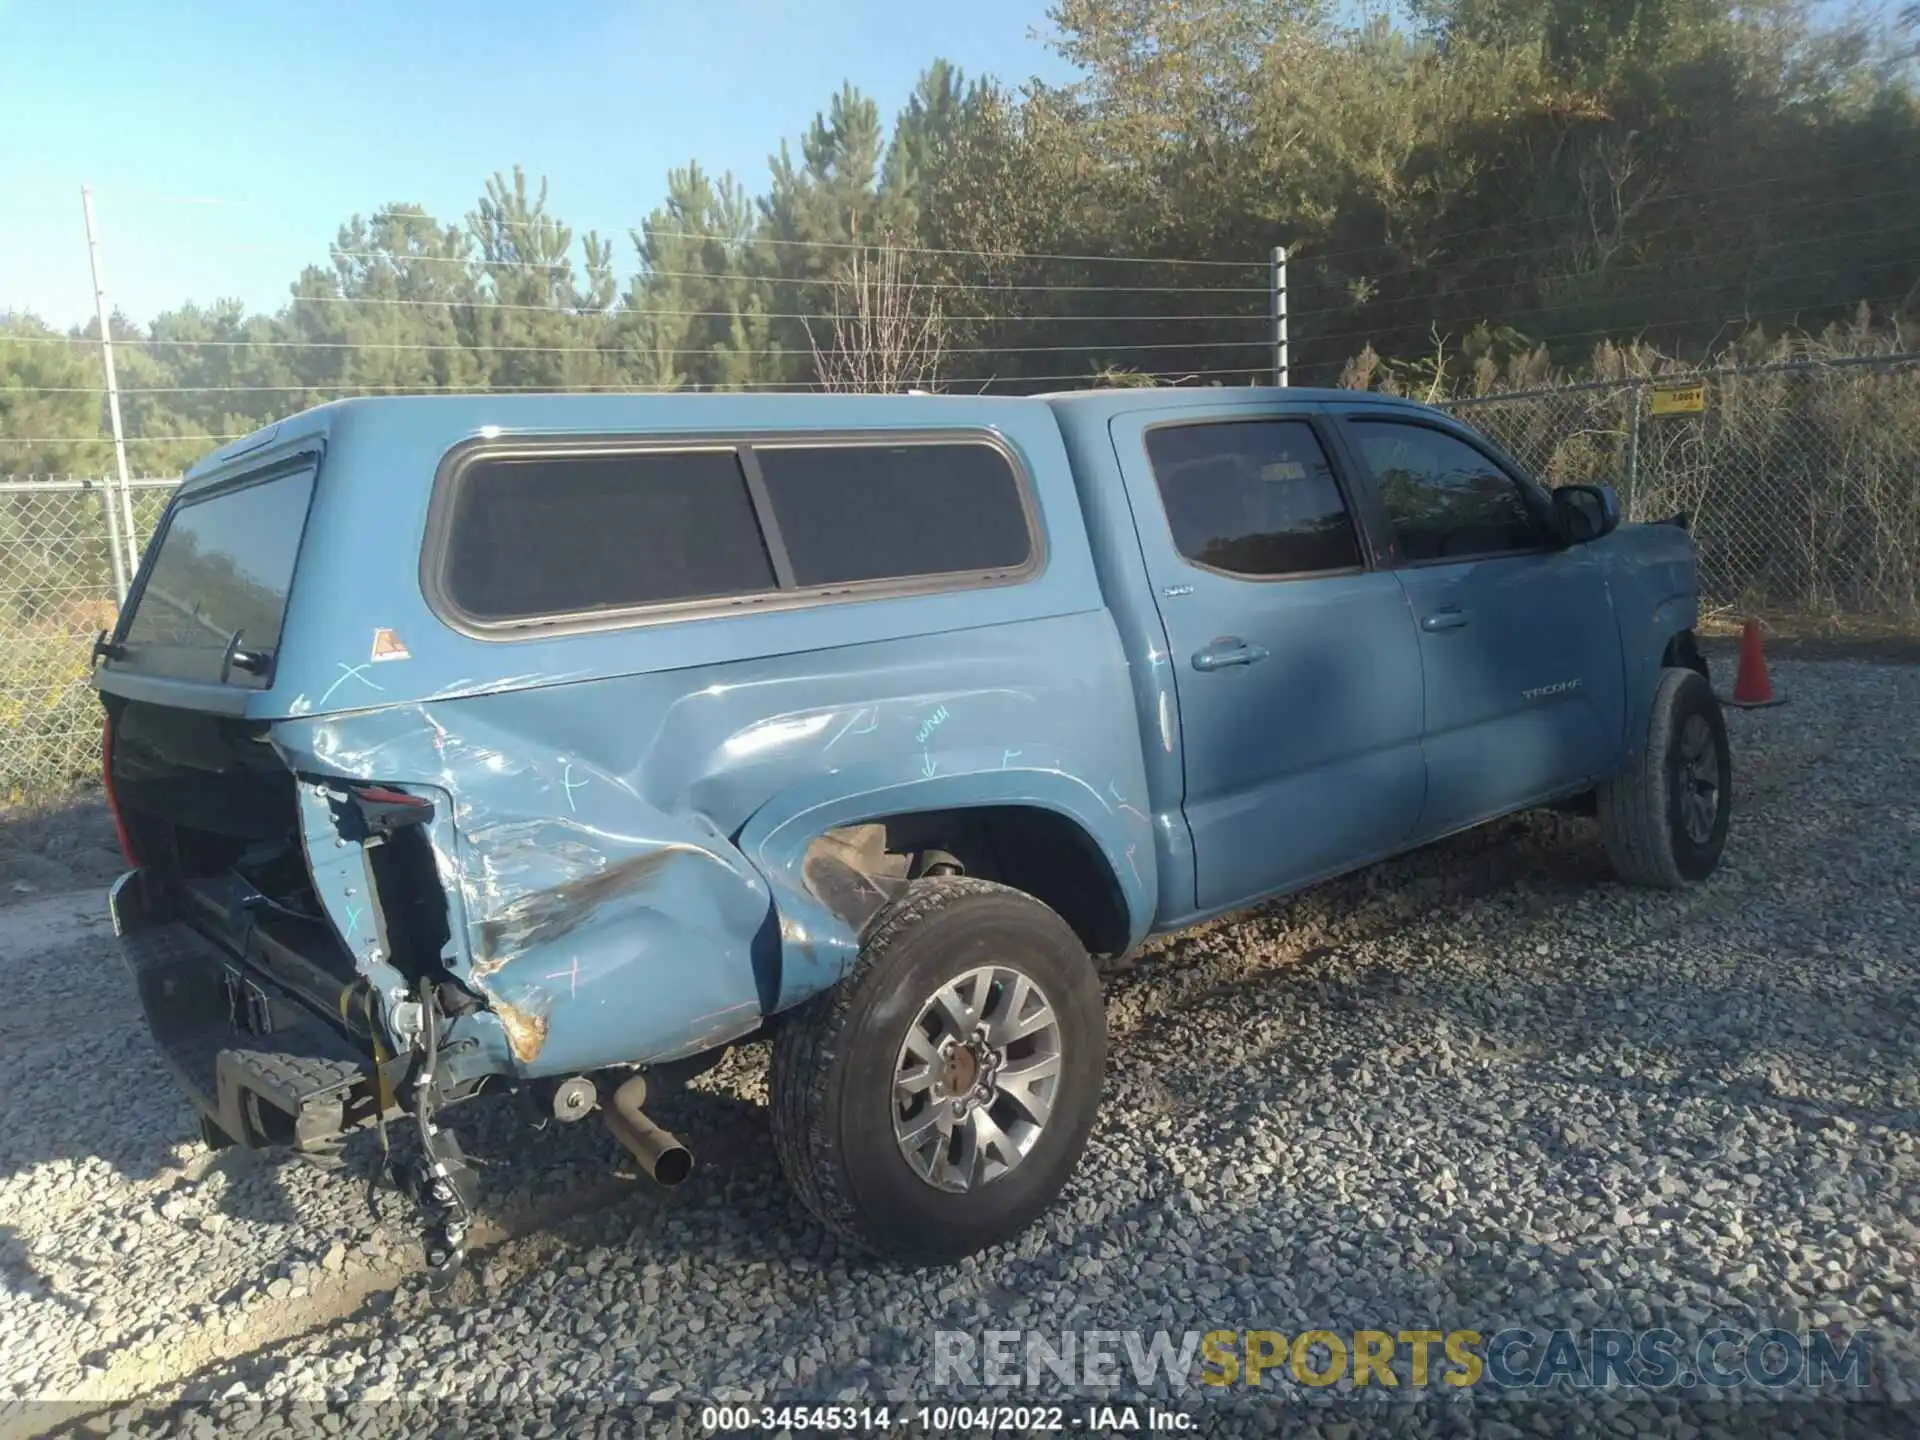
[604,1074,693,1187]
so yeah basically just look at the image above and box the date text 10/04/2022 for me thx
[698,1405,1197,1432]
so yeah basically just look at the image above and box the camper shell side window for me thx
[422,430,1047,637]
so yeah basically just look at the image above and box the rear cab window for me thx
[111,461,317,687]
[1143,419,1363,578]
[431,435,1041,631]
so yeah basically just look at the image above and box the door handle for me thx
[1421,608,1471,632]
[1192,639,1270,671]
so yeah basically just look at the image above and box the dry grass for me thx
[1435,322,1920,627]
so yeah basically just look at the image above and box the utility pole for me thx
[82,185,140,594]
[1270,245,1290,387]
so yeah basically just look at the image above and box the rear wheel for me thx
[769,877,1105,1263]
[1597,666,1731,888]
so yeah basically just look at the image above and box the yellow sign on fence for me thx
[1650,383,1707,416]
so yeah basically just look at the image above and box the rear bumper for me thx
[110,870,391,1158]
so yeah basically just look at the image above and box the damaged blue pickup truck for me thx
[94,387,1728,1279]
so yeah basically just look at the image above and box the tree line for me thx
[4,0,1918,478]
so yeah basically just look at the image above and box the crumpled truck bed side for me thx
[267,611,1155,1080]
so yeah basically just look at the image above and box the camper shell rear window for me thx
[426,432,1043,634]
[111,460,317,687]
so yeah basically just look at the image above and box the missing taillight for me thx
[328,783,436,844]
[354,785,432,808]
[101,714,140,866]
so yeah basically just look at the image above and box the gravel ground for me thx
[2,657,1915,1437]
[0,802,124,906]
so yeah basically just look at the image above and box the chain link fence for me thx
[0,476,177,794]
[3,351,1917,792]
[1445,352,1920,624]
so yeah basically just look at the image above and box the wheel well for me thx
[1663,629,1709,680]
[800,806,1132,957]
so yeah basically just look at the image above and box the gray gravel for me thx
[3,658,1916,1436]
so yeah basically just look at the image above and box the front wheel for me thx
[769,877,1106,1263]
[1597,666,1732,888]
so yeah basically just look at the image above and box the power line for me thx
[1302,185,1920,291]
[26,204,1905,351]
[1290,298,1911,380]
[194,186,1913,294]
[10,308,1269,355]
[1287,254,1915,337]
[1283,213,1920,326]
[3,365,1275,442]
[296,253,1270,296]
[21,339,1276,394]
[1293,256,1915,346]
[9,238,1901,356]
[83,188,256,208]
[274,289,1263,322]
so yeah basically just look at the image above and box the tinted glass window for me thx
[444,450,776,621]
[1349,421,1544,562]
[119,465,315,686]
[1143,420,1360,577]
[755,442,1032,587]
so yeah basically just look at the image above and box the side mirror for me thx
[1554,483,1621,544]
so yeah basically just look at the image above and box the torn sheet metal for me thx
[265,611,1156,1077]
[272,697,776,1078]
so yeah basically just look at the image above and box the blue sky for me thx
[0,0,1079,328]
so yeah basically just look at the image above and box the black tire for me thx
[1597,666,1731,888]
[769,876,1106,1264]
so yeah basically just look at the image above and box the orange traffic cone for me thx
[1726,618,1785,708]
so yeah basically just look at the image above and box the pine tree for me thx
[0,314,111,477]
[624,164,778,391]
[466,167,616,391]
